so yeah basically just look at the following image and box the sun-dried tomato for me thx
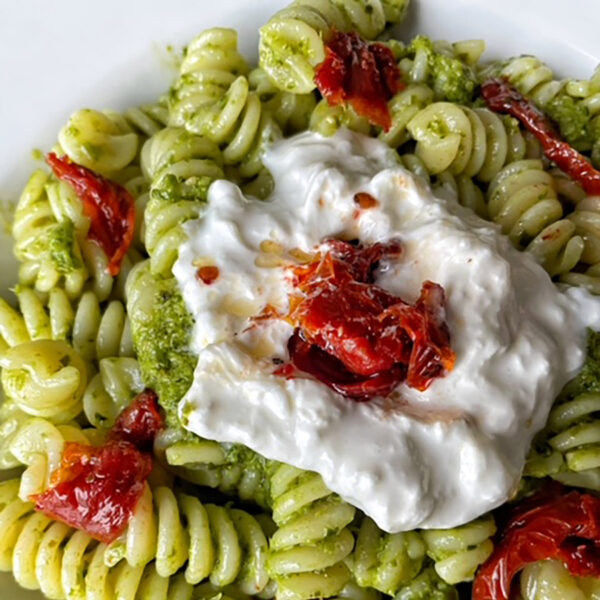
[110,389,163,452]
[33,440,152,543]
[482,78,600,196]
[279,239,455,399]
[33,390,163,543]
[315,30,404,131]
[46,153,136,276]
[473,484,600,600]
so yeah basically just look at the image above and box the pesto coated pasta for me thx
[2,3,600,600]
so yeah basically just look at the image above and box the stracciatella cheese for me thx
[173,129,600,532]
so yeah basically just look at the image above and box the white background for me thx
[0,0,598,597]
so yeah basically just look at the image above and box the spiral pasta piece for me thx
[309,99,372,137]
[169,28,249,129]
[520,559,600,600]
[487,159,585,276]
[57,108,139,176]
[123,102,170,138]
[267,463,355,600]
[259,0,406,94]
[249,67,317,136]
[155,428,271,508]
[141,127,223,276]
[525,392,600,491]
[169,29,281,193]
[0,401,33,470]
[394,566,458,600]
[103,484,271,595]
[0,479,205,600]
[0,339,87,423]
[421,517,496,585]
[83,357,144,429]
[6,419,89,500]
[349,516,425,595]
[406,102,527,180]
[0,286,133,370]
[13,168,142,303]
[13,171,89,300]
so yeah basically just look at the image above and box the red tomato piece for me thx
[110,389,164,452]
[473,484,600,600]
[315,30,404,131]
[33,390,163,543]
[281,239,455,399]
[33,440,152,543]
[46,153,136,276]
[481,78,600,196]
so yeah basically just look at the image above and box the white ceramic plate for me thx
[0,0,598,597]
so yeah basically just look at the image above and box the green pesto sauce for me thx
[131,276,196,427]
[48,221,82,273]
[152,173,213,204]
[395,567,458,600]
[403,36,476,105]
[562,329,600,398]
[545,92,593,152]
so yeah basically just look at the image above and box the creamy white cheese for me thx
[173,129,600,532]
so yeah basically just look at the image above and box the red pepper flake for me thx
[353,192,379,209]
[473,484,600,600]
[315,31,404,131]
[46,153,136,276]
[277,239,455,399]
[196,265,220,285]
[33,390,163,543]
[481,78,600,196]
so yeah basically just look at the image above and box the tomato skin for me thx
[33,441,152,543]
[481,78,600,196]
[110,389,163,451]
[472,485,600,600]
[46,153,136,276]
[281,239,455,399]
[33,390,164,543]
[315,31,404,131]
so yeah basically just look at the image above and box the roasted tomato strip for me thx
[473,485,600,600]
[281,239,455,399]
[482,78,600,196]
[315,31,404,131]
[46,153,136,276]
[33,390,163,543]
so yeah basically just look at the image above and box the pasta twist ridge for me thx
[0,479,205,600]
[349,516,426,595]
[0,340,87,424]
[83,357,143,429]
[141,127,223,276]
[104,484,272,595]
[560,195,600,294]
[421,516,496,585]
[520,558,600,599]
[267,463,356,600]
[58,108,139,177]
[13,171,90,300]
[155,428,271,509]
[169,30,281,194]
[406,102,527,181]
[487,159,585,277]
[526,392,600,491]
[4,419,89,500]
